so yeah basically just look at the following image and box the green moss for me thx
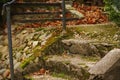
[64,61,71,65]
[32,34,40,40]
[24,75,34,80]
[81,56,100,62]
[33,46,42,57]
[52,72,73,80]
[35,27,45,32]
[20,55,35,69]
[78,63,86,65]
[81,68,90,80]
[43,55,56,61]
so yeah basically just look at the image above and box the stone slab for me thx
[89,48,120,75]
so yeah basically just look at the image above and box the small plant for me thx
[104,0,120,25]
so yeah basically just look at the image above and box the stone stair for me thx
[24,54,99,80]
[0,23,119,80]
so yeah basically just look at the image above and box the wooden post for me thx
[62,0,66,30]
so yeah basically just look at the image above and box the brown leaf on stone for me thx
[32,68,48,75]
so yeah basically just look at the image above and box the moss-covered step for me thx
[16,54,95,80]
[67,23,120,47]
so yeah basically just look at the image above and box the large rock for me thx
[62,39,99,56]
[89,48,120,80]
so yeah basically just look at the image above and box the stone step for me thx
[24,54,99,80]
[47,54,98,70]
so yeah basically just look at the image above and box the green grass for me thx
[81,55,100,62]
[51,72,73,80]
[24,75,34,80]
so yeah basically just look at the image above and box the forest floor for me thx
[0,1,120,80]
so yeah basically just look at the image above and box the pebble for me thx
[22,30,27,34]
[24,47,29,52]
[0,45,3,49]
[3,69,10,78]
[7,74,11,79]
[3,39,8,46]
[41,41,46,46]
[12,38,20,47]
[13,59,17,65]
[1,52,8,60]
[0,69,6,74]
[21,53,27,60]
[15,52,22,59]
[0,35,2,39]
[32,41,39,48]
[1,46,8,53]
[39,33,47,40]
[0,75,3,80]
[45,34,52,40]
[27,41,32,46]
[14,62,21,70]
[0,61,6,69]
[5,59,9,65]
[26,53,33,58]
[34,57,39,63]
